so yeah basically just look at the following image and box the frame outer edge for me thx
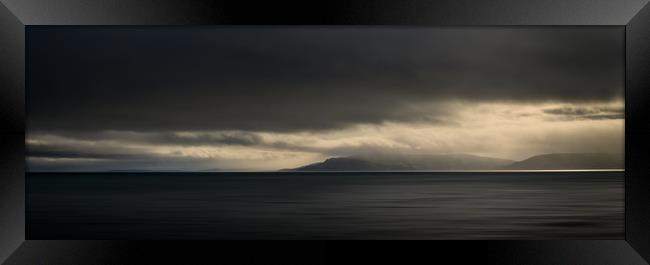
[0,0,648,25]
[626,1,650,263]
[0,1,25,265]
[0,0,647,264]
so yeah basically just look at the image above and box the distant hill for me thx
[287,153,623,171]
[366,153,515,170]
[502,153,623,170]
[288,154,514,171]
[290,157,411,171]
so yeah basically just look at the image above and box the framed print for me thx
[1,0,649,264]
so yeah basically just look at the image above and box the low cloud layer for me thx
[27,101,624,171]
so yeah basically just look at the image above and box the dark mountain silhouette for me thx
[288,153,623,171]
[502,153,623,170]
[365,153,514,170]
[290,157,410,171]
[289,154,514,171]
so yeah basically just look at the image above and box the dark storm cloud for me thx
[27,138,225,171]
[27,156,219,172]
[98,131,264,147]
[543,106,624,120]
[27,130,326,154]
[29,149,140,160]
[27,27,623,133]
[29,130,265,147]
[27,139,150,160]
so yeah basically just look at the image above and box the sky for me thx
[26,27,624,171]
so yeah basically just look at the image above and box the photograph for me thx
[26,26,625,240]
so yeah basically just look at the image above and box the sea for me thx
[27,171,624,239]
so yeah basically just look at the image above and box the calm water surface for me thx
[27,171,623,239]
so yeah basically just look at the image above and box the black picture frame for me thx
[1,0,649,264]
